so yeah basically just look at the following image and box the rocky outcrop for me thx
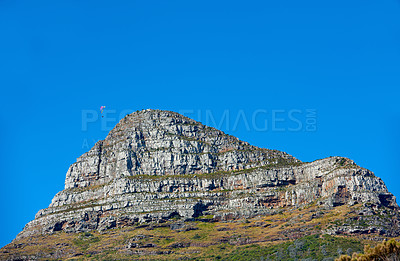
[15,109,399,240]
[64,109,296,189]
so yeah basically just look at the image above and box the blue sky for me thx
[1,0,399,247]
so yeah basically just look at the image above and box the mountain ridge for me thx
[1,109,399,260]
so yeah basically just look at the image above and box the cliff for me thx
[2,109,399,260]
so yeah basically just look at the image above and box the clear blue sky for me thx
[1,0,399,247]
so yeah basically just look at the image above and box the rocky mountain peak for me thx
[5,110,399,257]
[66,109,298,189]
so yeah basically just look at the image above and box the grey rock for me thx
[14,109,400,240]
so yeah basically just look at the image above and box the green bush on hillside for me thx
[337,239,400,261]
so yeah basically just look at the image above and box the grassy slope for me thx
[2,203,397,261]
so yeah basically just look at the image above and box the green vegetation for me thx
[1,203,391,260]
[337,239,400,261]
[196,214,214,220]
[192,233,202,240]
[222,234,363,260]
[72,232,100,250]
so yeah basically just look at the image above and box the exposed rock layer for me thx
[16,109,399,240]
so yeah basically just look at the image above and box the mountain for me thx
[1,109,399,260]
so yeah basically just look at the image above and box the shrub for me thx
[192,234,202,239]
[336,239,400,261]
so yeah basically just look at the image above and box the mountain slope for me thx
[1,109,399,260]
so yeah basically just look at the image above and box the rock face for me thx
[16,109,399,240]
